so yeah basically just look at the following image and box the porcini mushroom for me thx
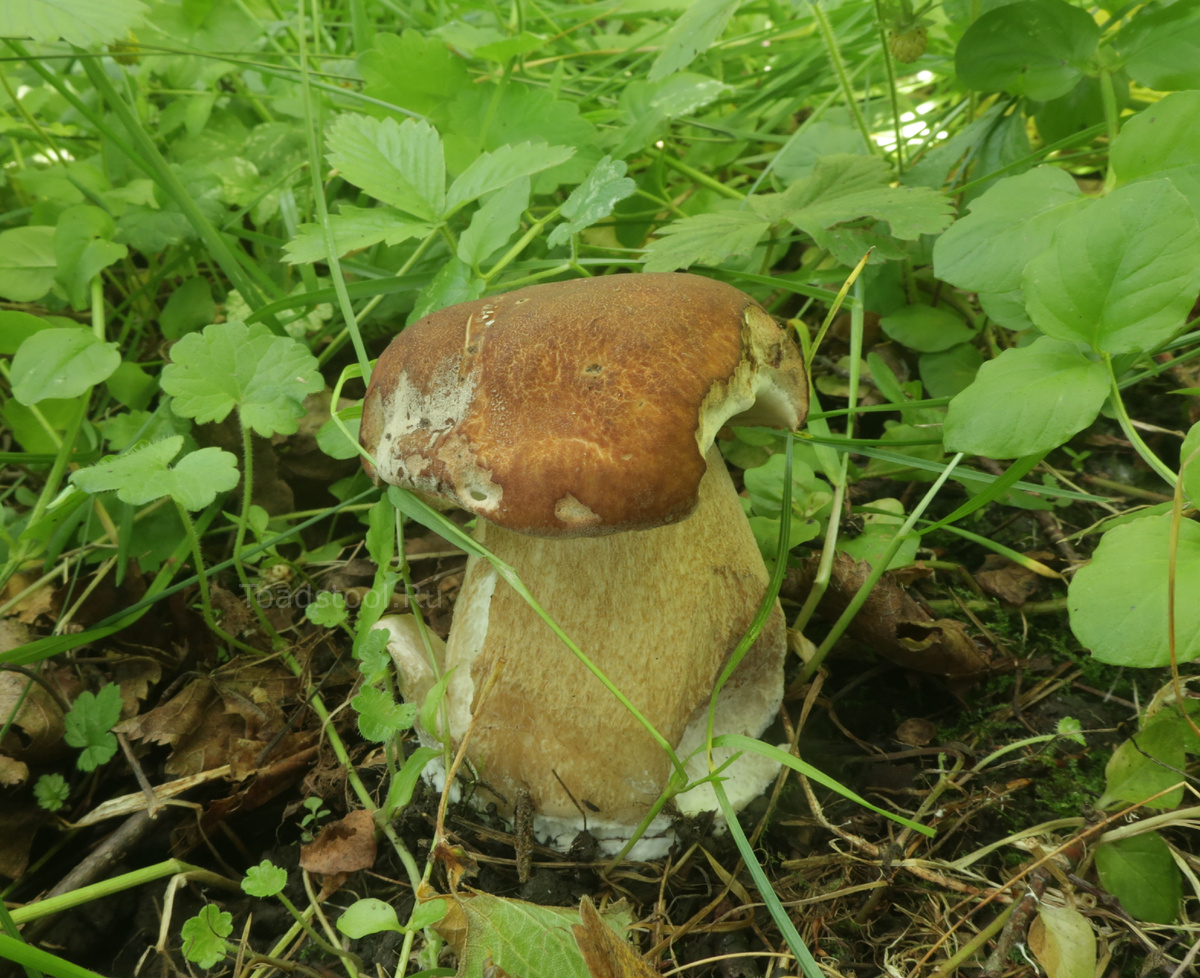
[362,273,807,856]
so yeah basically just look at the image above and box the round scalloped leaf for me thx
[1023,179,1200,355]
[943,338,1108,459]
[955,0,1100,102]
[161,321,324,437]
[1068,513,1200,668]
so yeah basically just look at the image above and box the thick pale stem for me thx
[438,448,787,852]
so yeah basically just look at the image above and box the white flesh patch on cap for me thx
[553,493,601,528]
[376,364,504,515]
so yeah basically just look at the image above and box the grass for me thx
[1,0,1200,976]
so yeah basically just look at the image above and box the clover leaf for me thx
[160,321,324,437]
[70,436,239,511]
[63,683,122,772]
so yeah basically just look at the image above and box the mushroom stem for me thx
[440,446,786,851]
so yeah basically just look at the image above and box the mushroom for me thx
[362,273,808,856]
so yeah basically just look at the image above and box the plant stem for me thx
[233,418,281,644]
[809,0,877,156]
[1105,353,1178,488]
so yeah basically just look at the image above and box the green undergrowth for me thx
[1,0,1200,976]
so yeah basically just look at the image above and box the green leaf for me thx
[34,773,69,812]
[919,344,983,398]
[547,156,637,248]
[649,0,741,81]
[943,338,1109,458]
[0,310,53,355]
[880,305,974,353]
[1111,91,1200,215]
[1099,707,1200,810]
[70,437,240,511]
[444,141,574,216]
[352,685,417,742]
[1068,513,1200,668]
[408,258,484,323]
[955,0,1100,101]
[181,905,233,969]
[1113,2,1200,92]
[0,0,146,47]
[305,591,348,628]
[160,277,215,341]
[284,206,433,264]
[760,155,953,266]
[242,860,287,898]
[1094,834,1181,924]
[457,177,530,268]
[642,210,769,273]
[161,321,325,437]
[327,114,445,222]
[933,167,1088,294]
[1182,421,1200,508]
[839,500,920,571]
[337,898,404,938]
[106,360,157,410]
[0,226,57,303]
[357,29,472,122]
[11,328,120,405]
[63,683,122,772]
[54,205,128,310]
[1024,179,1200,354]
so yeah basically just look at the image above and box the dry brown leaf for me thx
[0,801,47,879]
[975,551,1053,605]
[114,657,162,715]
[0,754,29,787]
[0,667,78,762]
[299,808,377,878]
[573,897,657,978]
[784,552,996,677]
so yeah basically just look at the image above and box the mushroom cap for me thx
[360,273,807,536]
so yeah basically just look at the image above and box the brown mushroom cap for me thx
[360,273,807,535]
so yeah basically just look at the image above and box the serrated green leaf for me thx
[352,685,417,742]
[181,905,232,968]
[11,328,120,405]
[760,155,952,265]
[649,0,741,81]
[1113,2,1200,92]
[63,684,122,771]
[327,114,445,222]
[1094,834,1181,924]
[71,437,240,510]
[305,591,348,628]
[357,28,472,122]
[34,773,69,812]
[1023,179,1200,354]
[457,176,530,268]
[933,167,1088,294]
[1068,513,1200,668]
[0,0,146,47]
[284,205,433,264]
[547,156,636,248]
[956,0,1100,101]
[242,860,287,898]
[642,210,769,273]
[161,321,325,436]
[0,226,57,303]
[944,338,1109,458]
[444,141,574,216]
[880,304,974,353]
